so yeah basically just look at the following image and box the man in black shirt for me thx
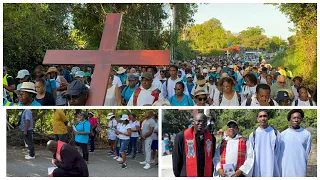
[47,140,89,177]
[172,113,216,177]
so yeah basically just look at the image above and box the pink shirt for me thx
[89,118,98,128]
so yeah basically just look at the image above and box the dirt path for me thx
[7,146,158,177]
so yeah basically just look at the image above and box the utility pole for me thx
[171,4,176,62]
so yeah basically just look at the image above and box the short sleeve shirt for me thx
[19,109,33,131]
[141,118,156,138]
[112,76,122,87]
[75,120,91,144]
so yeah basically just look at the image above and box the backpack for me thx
[219,91,241,105]
[245,96,275,106]
[294,99,313,106]
[253,126,278,150]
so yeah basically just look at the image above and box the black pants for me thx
[53,168,88,177]
[89,131,96,152]
[76,142,89,161]
[22,130,35,157]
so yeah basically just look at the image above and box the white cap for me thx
[16,69,30,79]
[75,71,85,78]
[186,74,192,78]
[202,69,208,73]
[120,114,129,121]
[71,67,80,75]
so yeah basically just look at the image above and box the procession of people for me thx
[3,54,316,106]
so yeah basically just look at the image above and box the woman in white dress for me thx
[214,77,241,106]
[104,75,117,106]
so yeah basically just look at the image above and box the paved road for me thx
[7,146,158,177]
[161,154,174,177]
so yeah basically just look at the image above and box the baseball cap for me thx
[276,91,290,102]
[64,80,88,96]
[16,69,30,79]
[75,71,85,78]
[128,74,137,81]
[141,73,153,80]
[88,112,94,116]
[227,120,238,127]
[79,112,88,118]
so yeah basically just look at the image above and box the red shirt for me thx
[89,117,98,128]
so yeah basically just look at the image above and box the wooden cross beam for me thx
[43,13,170,106]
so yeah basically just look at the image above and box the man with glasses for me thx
[279,109,312,177]
[63,80,89,106]
[213,120,254,177]
[249,110,281,177]
[270,75,293,100]
[172,113,216,177]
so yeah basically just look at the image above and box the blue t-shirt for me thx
[186,83,195,96]
[168,94,194,106]
[46,79,57,93]
[19,109,33,131]
[163,139,169,150]
[121,84,138,103]
[75,120,91,144]
[18,99,42,106]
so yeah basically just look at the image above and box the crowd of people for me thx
[18,109,158,176]
[3,54,316,106]
[172,110,312,177]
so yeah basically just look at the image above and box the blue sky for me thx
[192,3,295,40]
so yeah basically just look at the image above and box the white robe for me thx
[249,126,281,177]
[127,84,164,106]
[279,127,312,177]
[213,134,254,177]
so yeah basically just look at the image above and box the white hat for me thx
[209,67,217,72]
[71,67,80,75]
[75,71,85,78]
[186,74,192,78]
[116,67,126,74]
[16,69,30,79]
[106,113,115,119]
[120,114,129,121]
[202,69,208,73]
[14,82,36,94]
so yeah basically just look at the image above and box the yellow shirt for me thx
[53,109,67,134]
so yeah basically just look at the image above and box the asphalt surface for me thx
[7,146,158,177]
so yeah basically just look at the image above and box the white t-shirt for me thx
[258,76,267,84]
[241,94,279,106]
[118,124,131,140]
[130,120,140,137]
[291,98,316,106]
[116,123,122,138]
[213,90,240,106]
[152,79,163,92]
[152,123,158,140]
[108,119,118,139]
[241,85,257,103]
[112,76,122,87]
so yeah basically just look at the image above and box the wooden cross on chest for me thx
[43,13,170,106]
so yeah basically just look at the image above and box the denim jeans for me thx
[120,139,130,153]
[127,137,138,156]
[22,130,35,157]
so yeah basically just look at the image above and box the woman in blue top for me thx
[74,112,91,164]
[168,82,194,106]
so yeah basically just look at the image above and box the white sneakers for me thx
[139,161,146,165]
[113,156,119,160]
[25,155,35,160]
[143,163,151,169]
[116,157,123,162]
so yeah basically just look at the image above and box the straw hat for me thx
[116,67,126,74]
[47,67,58,74]
[14,82,37,94]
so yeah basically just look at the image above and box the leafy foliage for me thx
[162,109,317,140]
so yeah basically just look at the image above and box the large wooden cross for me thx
[43,13,170,106]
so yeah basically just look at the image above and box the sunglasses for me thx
[174,88,182,91]
[278,81,286,84]
[258,115,268,118]
[198,97,208,102]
